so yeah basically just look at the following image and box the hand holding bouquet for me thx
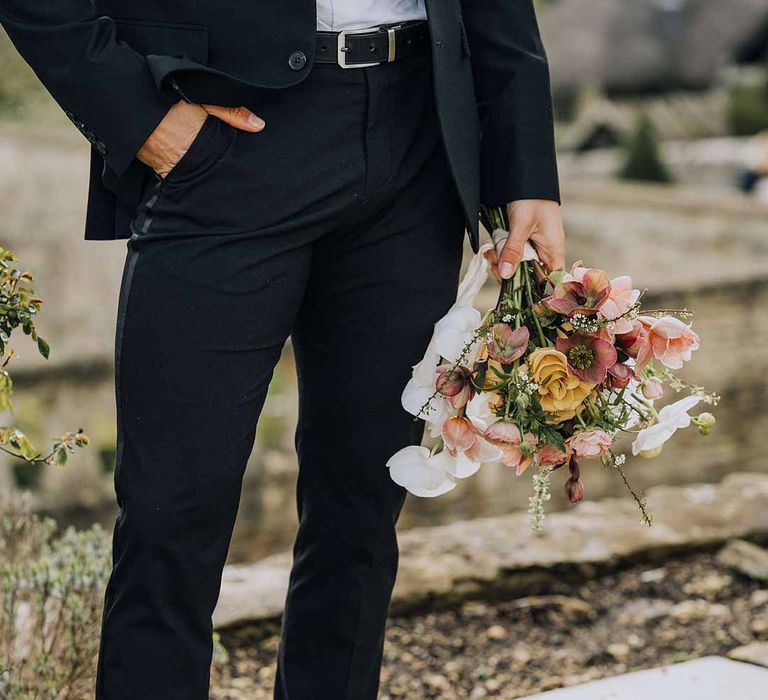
[387,207,718,531]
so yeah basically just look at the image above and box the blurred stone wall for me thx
[1,127,767,562]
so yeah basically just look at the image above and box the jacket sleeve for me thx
[460,0,560,207]
[0,0,172,177]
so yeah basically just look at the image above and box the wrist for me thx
[137,101,207,177]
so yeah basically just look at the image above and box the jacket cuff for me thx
[101,64,173,177]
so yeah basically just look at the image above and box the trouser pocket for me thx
[133,116,238,236]
[163,115,236,187]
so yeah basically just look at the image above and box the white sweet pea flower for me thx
[631,395,701,456]
[387,445,457,497]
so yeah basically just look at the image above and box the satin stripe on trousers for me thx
[96,54,466,700]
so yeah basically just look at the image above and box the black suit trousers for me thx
[96,55,466,700]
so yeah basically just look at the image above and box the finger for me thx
[202,104,265,132]
[533,244,553,273]
[498,221,533,279]
[530,215,565,270]
[482,247,502,282]
[551,224,566,270]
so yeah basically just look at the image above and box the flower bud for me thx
[695,412,716,436]
[436,365,475,409]
[565,477,584,504]
[642,379,664,400]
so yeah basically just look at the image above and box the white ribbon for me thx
[491,228,541,263]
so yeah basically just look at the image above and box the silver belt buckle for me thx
[337,25,399,69]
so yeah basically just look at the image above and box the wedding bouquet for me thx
[387,207,718,530]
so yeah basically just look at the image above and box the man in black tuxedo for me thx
[1,1,565,697]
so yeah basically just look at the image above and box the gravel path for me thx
[212,551,768,699]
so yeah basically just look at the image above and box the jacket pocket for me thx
[114,18,209,64]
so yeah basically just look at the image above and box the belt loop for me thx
[387,28,397,63]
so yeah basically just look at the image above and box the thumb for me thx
[202,104,265,132]
[498,223,532,279]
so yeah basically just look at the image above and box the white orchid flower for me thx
[401,244,493,433]
[387,445,457,497]
[631,395,702,456]
[466,392,497,428]
[432,305,483,364]
[401,376,452,438]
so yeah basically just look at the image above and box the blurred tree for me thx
[728,67,768,136]
[0,30,56,122]
[619,114,674,184]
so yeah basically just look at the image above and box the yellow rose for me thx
[528,348,594,424]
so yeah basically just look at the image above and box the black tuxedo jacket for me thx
[1,0,559,251]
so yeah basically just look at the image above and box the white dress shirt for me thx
[316,0,427,31]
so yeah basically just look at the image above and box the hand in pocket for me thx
[137,101,265,178]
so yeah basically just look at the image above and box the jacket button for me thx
[288,51,307,71]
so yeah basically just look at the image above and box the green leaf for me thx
[57,448,68,466]
[37,336,50,359]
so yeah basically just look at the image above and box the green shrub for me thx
[728,75,768,136]
[0,31,53,121]
[619,114,674,184]
[0,246,89,468]
[0,498,111,699]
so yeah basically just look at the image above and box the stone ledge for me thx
[214,472,768,629]
[517,657,768,699]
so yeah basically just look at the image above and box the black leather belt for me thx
[314,21,430,68]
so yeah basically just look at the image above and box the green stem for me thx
[523,263,547,346]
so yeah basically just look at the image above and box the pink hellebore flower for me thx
[616,322,653,370]
[639,316,700,370]
[567,429,613,459]
[436,364,475,409]
[544,266,611,317]
[555,332,618,384]
[485,422,537,475]
[487,324,530,364]
[599,276,641,334]
[607,361,632,389]
[442,417,502,478]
